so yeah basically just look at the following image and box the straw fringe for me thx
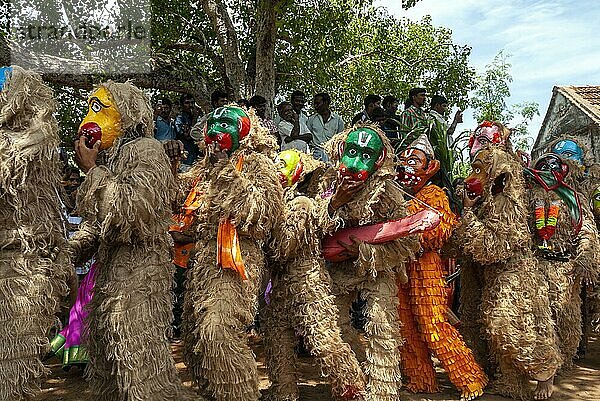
[183,239,265,401]
[182,125,283,401]
[0,66,71,400]
[313,127,421,399]
[527,185,599,369]
[76,124,182,399]
[453,147,562,399]
[265,195,365,399]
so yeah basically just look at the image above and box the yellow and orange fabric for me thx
[170,177,203,268]
[397,184,487,397]
[216,156,247,279]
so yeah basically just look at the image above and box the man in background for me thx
[307,92,344,162]
[249,95,280,146]
[175,94,199,169]
[429,94,463,138]
[277,101,312,152]
[351,94,381,125]
[154,96,175,142]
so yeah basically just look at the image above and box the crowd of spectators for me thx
[152,87,463,167]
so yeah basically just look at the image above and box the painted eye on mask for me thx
[90,99,103,113]
[348,149,357,156]
[407,159,416,165]
[473,167,481,174]
[220,122,228,128]
[363,153,371,160]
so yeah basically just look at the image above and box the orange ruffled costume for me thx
[397,184,487,398]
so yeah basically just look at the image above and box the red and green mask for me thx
[338,128,385,181]
[204,106,251,155]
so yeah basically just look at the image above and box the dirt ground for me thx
[38,334,600,401]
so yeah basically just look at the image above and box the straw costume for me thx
[396,134,487,400]
[182,106,284,401]
[0,65,72,400]
[547,137,600,353]
[453,147,562,400]
[71,81,183,400]
[454,121,513,371]
[317,125,420,401]
[264,149,365,400]
[525,153,600,376]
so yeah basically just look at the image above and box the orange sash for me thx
[217,156,247,279]
[170,177,203,268]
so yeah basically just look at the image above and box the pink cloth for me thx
[60,262,96,353]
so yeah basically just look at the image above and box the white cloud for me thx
[376,0,599,141]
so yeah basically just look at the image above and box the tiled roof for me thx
[560,85,600,124]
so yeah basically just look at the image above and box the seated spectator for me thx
[351,94,382,125]
[249,95,280,145]
[277,101,311,152]
[153,97,175,142]
[307,92,344,162]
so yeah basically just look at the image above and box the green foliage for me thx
[277,4,475,121]
[50,84,88,151]
[150,0,475,120]
[470,50,512,123]
[450,129,472,179]
[3,0,477,151]
[402,0,423,9]
[469,50,539,151]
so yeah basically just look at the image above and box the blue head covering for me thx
[0,67,12,91]
[551,139,584,165]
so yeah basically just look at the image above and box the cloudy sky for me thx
[376,0,600,143]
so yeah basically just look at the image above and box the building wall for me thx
[533,91,600,162]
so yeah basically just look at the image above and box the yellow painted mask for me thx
[77,86,123,151]
[275,149,303,187]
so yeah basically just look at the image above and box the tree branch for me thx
[200,0,249,98]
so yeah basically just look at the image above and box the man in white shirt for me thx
[277,101,312,152]
[307,92,344,162]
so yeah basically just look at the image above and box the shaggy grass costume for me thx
[525,156,600,374]
[264,151,366,400]
[453,147,562,400]
[546,137,600,353]
[0,65,71,400]
[317,126,420,401]
[71,81,184,400]
[182,109,284,401]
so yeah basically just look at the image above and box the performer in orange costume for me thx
[396,133,487,401]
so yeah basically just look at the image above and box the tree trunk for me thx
[200,0,249,100]
[254,0,279,116]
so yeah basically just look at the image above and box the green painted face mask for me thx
[338,128,385,181]
[204,106,251,155]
